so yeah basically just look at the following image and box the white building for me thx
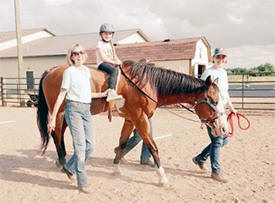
[0,28,150,78]
[0,28,211,78]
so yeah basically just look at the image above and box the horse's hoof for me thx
[113,171,121,176]
[55,159,66,169]
[113,157,120,164]
[159,177,169,187]
[156,166,169,186]
[113,164,121,175]
[55,160,62,168]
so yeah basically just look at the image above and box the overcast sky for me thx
[0,0,274,68]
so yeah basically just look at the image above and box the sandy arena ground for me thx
[0,107,274,202]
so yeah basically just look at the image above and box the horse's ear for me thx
[205,75,212,87]
[213,78,219,85]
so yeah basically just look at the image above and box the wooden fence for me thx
[0,77,40,107]
[0,73,274,110]
[228,72,275,111]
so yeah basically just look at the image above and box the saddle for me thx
[88,66,124,122]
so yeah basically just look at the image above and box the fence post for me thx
[17,77,25,107]
[0,77,4,106]
[241,74,244,109]
[26,70,34,91]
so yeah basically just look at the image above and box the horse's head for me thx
[194,76,228,137]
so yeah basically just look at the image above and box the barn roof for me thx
[0,28,55,43]
[86,36,210,64]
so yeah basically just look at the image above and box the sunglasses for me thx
[71,51,84,56]
[215,55,226,59]
[102,32,114,35]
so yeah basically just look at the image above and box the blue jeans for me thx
[98,62,117,89]
[122,119,152,163]
[196,126,228,174]
[64,100,95,187]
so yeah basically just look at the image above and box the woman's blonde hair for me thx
[66,44,88,66]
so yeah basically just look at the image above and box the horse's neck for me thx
[150,70,205,106]
[157,92,203,106]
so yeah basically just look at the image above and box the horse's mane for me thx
[123,60,207,96]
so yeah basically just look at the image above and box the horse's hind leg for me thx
[113,119,134,164]
[52,112,67,167]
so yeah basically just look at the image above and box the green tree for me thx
[250,63,275,76]
[228,63,274,76]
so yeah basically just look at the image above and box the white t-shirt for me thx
[61,66,91,103]
[201,65,230,106]
[96,40,114,66]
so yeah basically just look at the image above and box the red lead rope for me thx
[226,112,251,137]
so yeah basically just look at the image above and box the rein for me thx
[226,112,250,137]
[178,103,195,114]
[177,97,218,124]
[118,65,160,104]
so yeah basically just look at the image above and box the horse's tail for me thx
[37,71,50,155]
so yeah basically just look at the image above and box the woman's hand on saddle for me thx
[103,89,109,97]
[47,117,56,134]
[91,89,109,98]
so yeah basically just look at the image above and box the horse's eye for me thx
[212,100,218,106]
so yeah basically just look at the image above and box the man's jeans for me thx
[64,100,95,187]
[196,126,228,174]
[122,119,152,163]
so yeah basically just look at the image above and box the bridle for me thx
[193,91,221,125]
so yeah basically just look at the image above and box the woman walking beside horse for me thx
[47,44,107,193]
[192,48,237,183]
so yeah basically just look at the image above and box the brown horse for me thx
[37,60,225,185]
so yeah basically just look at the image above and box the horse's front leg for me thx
[113,119,134,175]
[114,119,134,164]
[134,113,169,186]
[52,112,67,168]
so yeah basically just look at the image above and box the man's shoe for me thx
[211,173,228,183]
[106,89,123,102]
[78,186,91,194]
[192,157,207,171]
[61,166,73,180]
[141,160,155,168]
